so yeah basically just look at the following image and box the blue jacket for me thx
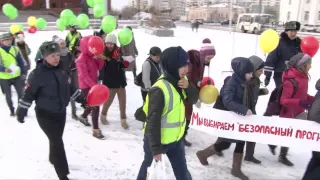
[0,45,25,74]
[221,57,253,115]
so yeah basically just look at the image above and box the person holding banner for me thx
[197,57,254,180]
[137,46,198,180]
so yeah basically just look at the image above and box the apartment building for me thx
[279,0,320,25]
[249,0,280,6]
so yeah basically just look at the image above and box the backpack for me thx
[134,72,143,87]
[265,78,298,116]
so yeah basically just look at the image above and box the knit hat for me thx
[105,34,117,44]
[148,46,162,56]
[285,21,301,31]
[15,33,25,43]
[53,37,65,44]
[39,41,61,57]
[249,55,265,72]
[200,38,215,62]
[287,53,311,68]
[0,33,12,41]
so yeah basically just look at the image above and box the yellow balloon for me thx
[10,24,20,34]
[27,16,37,26]
[259,29,280,53]
[199,85,219,104]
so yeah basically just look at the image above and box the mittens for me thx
[299,100,312,109]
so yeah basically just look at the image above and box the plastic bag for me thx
[147,156,166,180]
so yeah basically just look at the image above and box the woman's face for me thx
[105,42,114,50]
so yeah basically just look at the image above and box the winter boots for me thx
[184,138,192,147]
[78,115,91,126]
[121,118,129,129]
[279,147,294,166]
[244,142,261,164]
[231,153,249,180]
[196,145,216,165]
[10,107,15,117]
[100,115,109,125]
[93,129,105,139]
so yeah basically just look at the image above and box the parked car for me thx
[301,24,320,33]
[221,20,236,25]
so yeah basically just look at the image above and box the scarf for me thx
[60,47,69,56]
[242,82,255,114]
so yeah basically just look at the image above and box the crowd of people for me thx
[0,20,319,180]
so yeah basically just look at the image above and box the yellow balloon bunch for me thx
[259,29,280,53]
[199,85,219,104]
[10,24,20,34]
[27,16,37,26]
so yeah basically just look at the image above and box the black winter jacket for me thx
[17,60,84,114]
[60,51,75,76]
[145,78,198,155]
[264,32,301,79]
[308,79,320,123]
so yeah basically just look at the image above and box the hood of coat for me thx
[231,57,254,82]
[316,79,320,90]
[282,67,308,82]
[80,35,94,57]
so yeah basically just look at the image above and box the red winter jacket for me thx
[280,68,314,118]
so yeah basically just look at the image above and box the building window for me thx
[289,0,292,5]
[287,12,291,21]
[306,0,310,3]
[304,11,310,21]
[318,11,320,20]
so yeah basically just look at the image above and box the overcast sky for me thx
[112,0,128,10]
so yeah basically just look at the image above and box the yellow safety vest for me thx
[67,32,81,51]
[142,76,187,145]
[0,47,21,79]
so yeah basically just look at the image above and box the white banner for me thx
[190,107,320,151]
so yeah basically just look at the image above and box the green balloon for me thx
[3,4,18,20]
[118,28,133,46]
[56,18,66,31]
[77,14,89,29]
[101,15,117,33]
[94,0,104,5]
[18,24,24,31]
[93,6,104,18]
[65,14,77,26]
[35,18,47,30]
[86,0,94,8]
[60,9,74,19]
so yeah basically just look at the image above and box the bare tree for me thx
[147,6,159,15]
[109,9,121,16]
[121,6,137,19]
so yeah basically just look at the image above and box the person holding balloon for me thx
[197,57,254,180]
[15,41,87,180]
[263,21,301,88]
[0,32,26,116]
[14,32,31,78]
[121,26,138,79]
[100,34,130,129]
[76,35,106,139]
[65,25,82,58]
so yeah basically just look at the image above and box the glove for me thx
[122,61,129,68]
[16,107,27,123]
[259,88,269,95]
[264,77,270,87]
[299,100,312,109]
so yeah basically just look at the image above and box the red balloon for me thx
[88,36,105,56]
[28,26,37,34]
[301,36,319,57]
[87,84,110,106]
[200,77,215,89]
[22,0,33,6]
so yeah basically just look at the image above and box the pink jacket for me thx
[76,36,105,89]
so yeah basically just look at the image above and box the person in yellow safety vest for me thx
[65,25,82,58]
[137,46,199,180]
[0,32,26,116]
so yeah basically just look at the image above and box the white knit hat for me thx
[105,34,117,44]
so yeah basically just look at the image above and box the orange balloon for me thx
[199,85,219,104]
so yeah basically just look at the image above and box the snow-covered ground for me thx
[0,27,317,179]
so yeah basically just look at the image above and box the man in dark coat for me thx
[264,21,301,88]
[303,79,320,180]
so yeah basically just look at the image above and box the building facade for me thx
[279,0,320,25]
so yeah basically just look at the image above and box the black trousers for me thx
[0,77,24,111]
[214,139,246,154]
[36,108,69,179]
[303,152,320,180]
[141,90,147,102]
[184,119,191,137]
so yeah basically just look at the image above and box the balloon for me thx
[56,18,66,31]
[27,16,37,26]
[22,0,33,6]
[94,0,104,5]
[199,85,219,104]
[18,24,24,31]
[35,18,47,30]
[88,36,105,55]
[10,24,20,34]
[200,77,215,89]
[86,0,94,7]
[76,14,90,29]
[60,9,74,20]
[65,14,77,26]
[87,84,110,106]
[301,36,319,57]
[118,28,133,46]
[28,26,37,34]
[259,29,279,53]
[2,3,18,20]
[101,15,117,33]
[93,6,104,18]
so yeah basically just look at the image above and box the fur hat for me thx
[285,21,301,31]
[39,41,60,57]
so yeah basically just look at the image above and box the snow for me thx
[0,27,317,179]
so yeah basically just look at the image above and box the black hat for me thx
[285,21,301,31]
[148,46,162,56]
[39,41,60,57]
